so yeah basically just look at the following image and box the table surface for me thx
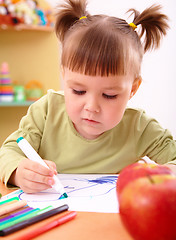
[0,181,133,240]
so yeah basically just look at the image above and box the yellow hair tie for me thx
[79,16,87,20]
[129,22,137,31]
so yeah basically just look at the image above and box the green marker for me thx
[0,206,53,230]
[0,197,19,206]
[0,208,40,228]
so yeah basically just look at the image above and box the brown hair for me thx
[55,0,169,77]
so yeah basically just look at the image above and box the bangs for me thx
[61,18,142,76]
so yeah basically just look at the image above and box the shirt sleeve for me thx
[0,94,48,186]
[134,110,176,165]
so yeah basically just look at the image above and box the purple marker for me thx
[0,207,33,223]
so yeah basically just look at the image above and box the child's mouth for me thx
[83,118,100,124]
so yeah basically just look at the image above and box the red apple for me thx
[117,162,172,197]
[119,174,176,240]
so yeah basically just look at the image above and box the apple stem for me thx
[147,174,155,184]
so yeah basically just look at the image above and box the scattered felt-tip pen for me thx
[0,204,70,236]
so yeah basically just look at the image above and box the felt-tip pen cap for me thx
[17,137,24,144]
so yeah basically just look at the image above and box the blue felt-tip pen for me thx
[16,137,68,198]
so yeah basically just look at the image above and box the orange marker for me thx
[0,200,27,217]
[0,200,19,210]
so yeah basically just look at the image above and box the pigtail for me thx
[128,4,169,52]
[55,0,89,42]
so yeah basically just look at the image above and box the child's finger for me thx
[24,159,54,177]
[23,168,55,186]
[22,181,52,193]
[44,160,57,175]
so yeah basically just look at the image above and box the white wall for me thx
[47,0,176,138]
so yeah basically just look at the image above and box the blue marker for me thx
[16,137,68,198]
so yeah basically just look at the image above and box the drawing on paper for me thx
[18,175,117,201]
[4,174,119,213]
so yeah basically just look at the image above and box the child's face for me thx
[63,68,136,140]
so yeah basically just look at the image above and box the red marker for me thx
[14,211,77,240]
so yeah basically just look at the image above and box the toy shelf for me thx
[0,24,54,32]
[0,101,34,107]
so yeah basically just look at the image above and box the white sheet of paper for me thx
[1,174,119,213]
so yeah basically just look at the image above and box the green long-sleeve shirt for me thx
[0,90,176,186]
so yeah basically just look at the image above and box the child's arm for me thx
[9,159,58,193]
[0,94,51,190]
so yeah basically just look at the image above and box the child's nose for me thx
[84,96,100,113]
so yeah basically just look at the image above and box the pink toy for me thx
[0,62,14,102]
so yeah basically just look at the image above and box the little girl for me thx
[0,0,175,193]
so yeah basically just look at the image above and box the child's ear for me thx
[129,76,142,99]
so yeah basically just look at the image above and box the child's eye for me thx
[103,93,117,99]
[72,89,86,95]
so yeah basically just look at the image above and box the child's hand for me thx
[10,158,57,193]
